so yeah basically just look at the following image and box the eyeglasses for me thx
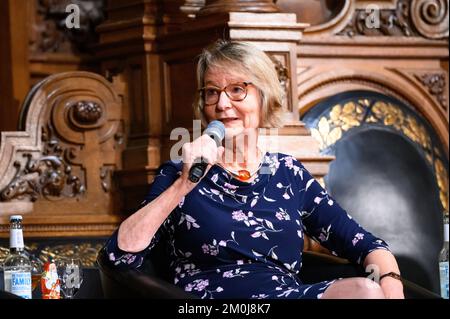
[199,82,253,106]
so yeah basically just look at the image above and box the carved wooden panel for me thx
[337,0,449,39]
[0,72,124,238]
[27,0,105,87]
[29,0,105,55]
[291,0,449,155]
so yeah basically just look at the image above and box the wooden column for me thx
[198,0,279,15]
[0,0,30,131]
[95,0,188,209]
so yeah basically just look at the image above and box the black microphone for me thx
[188,120,225,183]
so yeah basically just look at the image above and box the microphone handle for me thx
[188,157,209,183]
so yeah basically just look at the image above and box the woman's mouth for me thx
[220,118,239,123]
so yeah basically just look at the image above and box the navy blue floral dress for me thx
[105,152,390,299]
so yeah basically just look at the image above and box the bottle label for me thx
[11,272,32,299]
[10,229,24,249]
[440,261,449,299]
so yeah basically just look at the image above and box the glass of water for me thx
[55,257,83,299]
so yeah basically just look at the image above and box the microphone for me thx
[188,120,225,183]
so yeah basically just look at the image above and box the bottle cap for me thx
[9,215,23,221]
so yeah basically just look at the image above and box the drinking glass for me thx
[30,256,44,292]
[55,258,83,299]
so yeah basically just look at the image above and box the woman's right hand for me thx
[180,134,225,192]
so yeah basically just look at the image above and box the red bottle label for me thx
[41,262,60,299]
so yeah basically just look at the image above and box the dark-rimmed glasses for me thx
[199,82,253,106]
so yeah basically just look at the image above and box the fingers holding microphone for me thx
[181,120,226,188]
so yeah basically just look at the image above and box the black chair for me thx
[97,243,196,299]
[96,247,441,299]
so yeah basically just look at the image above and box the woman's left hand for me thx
[380,277,405,299]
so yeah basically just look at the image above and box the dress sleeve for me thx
[103,161,182,269]
[295,160,390,265]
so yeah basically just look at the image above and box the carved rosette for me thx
[69,101,104,129]
[411,0,449,39]
[414,73,447,111]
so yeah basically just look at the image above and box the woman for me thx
[104,40,404,299]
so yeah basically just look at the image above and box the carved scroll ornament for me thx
[411,0,449,39]
[0,153,84,202]
[338,0,449,39]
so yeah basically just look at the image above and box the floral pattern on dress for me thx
[104,152,391,299]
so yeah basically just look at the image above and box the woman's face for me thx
[202,67,261,138]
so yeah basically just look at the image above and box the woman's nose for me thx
[216,91,232,110]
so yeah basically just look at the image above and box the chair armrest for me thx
[96,249,197,299]
[300,251,442,299]
[401,278,442,299]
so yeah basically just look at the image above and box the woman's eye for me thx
[205,88,218,96]
[230,85,244,94]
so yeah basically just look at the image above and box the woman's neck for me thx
[220,130,261,170]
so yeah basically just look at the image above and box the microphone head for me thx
[205,120,225,146]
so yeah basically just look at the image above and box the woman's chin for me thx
[224,127,244,138]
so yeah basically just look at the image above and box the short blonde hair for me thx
[193,40,284,128]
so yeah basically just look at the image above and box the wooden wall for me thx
[0,0,448,242]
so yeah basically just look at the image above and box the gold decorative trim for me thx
[0,242,104,268]
[309,98,448,212]
[0,223,118,236]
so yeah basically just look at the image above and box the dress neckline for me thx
[209,151,273,188]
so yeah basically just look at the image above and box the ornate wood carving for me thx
[337,0,448,39]
[411,0,449,39]
[0,153,84,202]
[0,71,124,237]
[269,53,291,111]
[70,101,103,125]
[415,73,447,111]
[29,0,105,54]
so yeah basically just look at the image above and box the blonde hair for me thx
[193,40,284,128]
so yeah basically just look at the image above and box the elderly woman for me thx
[104,40,404,299]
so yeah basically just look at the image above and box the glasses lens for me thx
[226,84,246,101]
[202,83,248,106]
[204,88,218,105]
